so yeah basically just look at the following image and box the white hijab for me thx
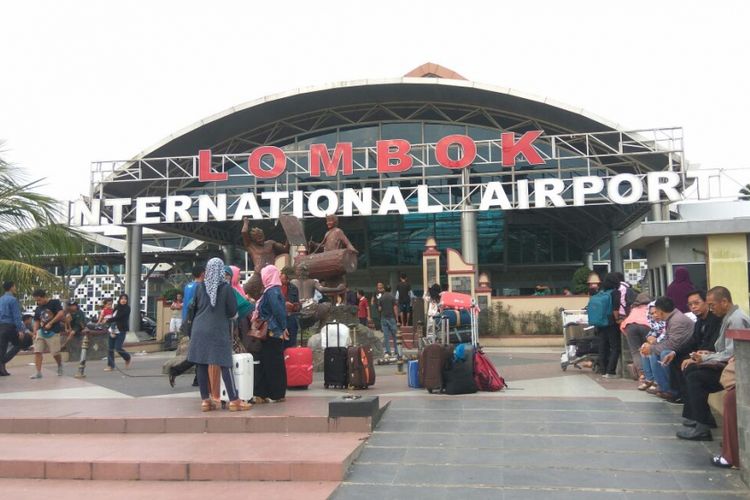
[204,257,226,307]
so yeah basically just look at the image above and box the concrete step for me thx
[0,432,366,482]
[0,478,339,500]
[0,398,372,434]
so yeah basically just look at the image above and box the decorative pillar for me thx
[446,248,475,297]
[125,225,143,341]
[422,237,441,293]
[475,272,492,308]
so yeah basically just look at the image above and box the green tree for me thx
[0,147,87,293]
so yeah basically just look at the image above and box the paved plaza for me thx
[0,347,747,499]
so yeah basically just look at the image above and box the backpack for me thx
[587,290,613,327]
[473,348,507,392]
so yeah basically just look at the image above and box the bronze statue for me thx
[241,218,289,299]
[309,214,358,254]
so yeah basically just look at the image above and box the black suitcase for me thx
[443,344,477,395]
[568,335,599,357]
[324,322,348,389]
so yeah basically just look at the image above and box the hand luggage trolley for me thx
[560,308,599,371]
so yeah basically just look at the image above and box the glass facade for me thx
[235,120,587,269]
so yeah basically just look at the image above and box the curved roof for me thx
[130,76,627,160]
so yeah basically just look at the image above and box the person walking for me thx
[252,265,289,404]
[186,257,250,412]
[377,283,400,358]
[0,281,26,376]
[29,289,66,379]
[105,293,132,372]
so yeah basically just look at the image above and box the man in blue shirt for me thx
[0,281,27,376]
[182,265,204,323]
[166,265,204,388]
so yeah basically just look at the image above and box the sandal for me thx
[711,455,734,469]
[637,381,653,391]
[252,397,269,404]
[228,400,252,412]
[201,399,217,412]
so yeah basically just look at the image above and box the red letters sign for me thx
[197,131,544,182]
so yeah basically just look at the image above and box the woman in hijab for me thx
[187,258,250,412]
[252,265,288,403]
[666,267,695,313]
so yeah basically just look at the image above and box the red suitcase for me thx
[285,346,313,389]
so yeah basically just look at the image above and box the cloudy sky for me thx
[1,0,748,201]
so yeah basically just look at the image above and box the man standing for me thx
[677,286,750,440]
[280,267,301,348]
[169,293,183,334]
[376,282,400,358]
[0,281,26,376]
[30,289,65,379]
[357,290,370,327]
[395,273,412,327]
[168,265,204,387]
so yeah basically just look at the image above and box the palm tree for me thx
[0,146,88,293]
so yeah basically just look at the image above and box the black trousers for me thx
[170,358,195,377]
[597,324,621,375]
[0,323,19,364]
[254,336,287,400]
[681,364,723,426]
[669,351,692,399]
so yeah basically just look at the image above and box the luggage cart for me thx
[560,309,599,371]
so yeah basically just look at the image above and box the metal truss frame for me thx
[89,127,684,212]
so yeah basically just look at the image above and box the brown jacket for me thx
[652,309,695,356]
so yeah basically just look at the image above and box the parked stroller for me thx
[560,308,600,372]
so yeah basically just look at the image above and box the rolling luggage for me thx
[408,359,421,388]
[418,315,454,393]
[473,348,506,392]
[285,331,313,389]
[347,345,375,389]
[443,344,477,395]
[324,322,348,389]
[221,353,254,402]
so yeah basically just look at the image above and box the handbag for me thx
[720,358,736,390]
[249,317,268,341]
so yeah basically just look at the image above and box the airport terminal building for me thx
[70,63,702,326]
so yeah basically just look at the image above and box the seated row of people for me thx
[618,285,748,469]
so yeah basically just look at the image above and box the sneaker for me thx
[30,372,42,379]
[57,365,64,376]
[103,367,113,372]
[602,373,618,379]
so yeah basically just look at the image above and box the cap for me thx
[66,299,78,306]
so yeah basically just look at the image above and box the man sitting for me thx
[676,286,750,441]
[639,297,694,401]
[664,290,721,402]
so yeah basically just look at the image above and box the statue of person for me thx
[291,262,345,327]
[241,218,289,299]
[291,262,346,307]
[309,214,358,254]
